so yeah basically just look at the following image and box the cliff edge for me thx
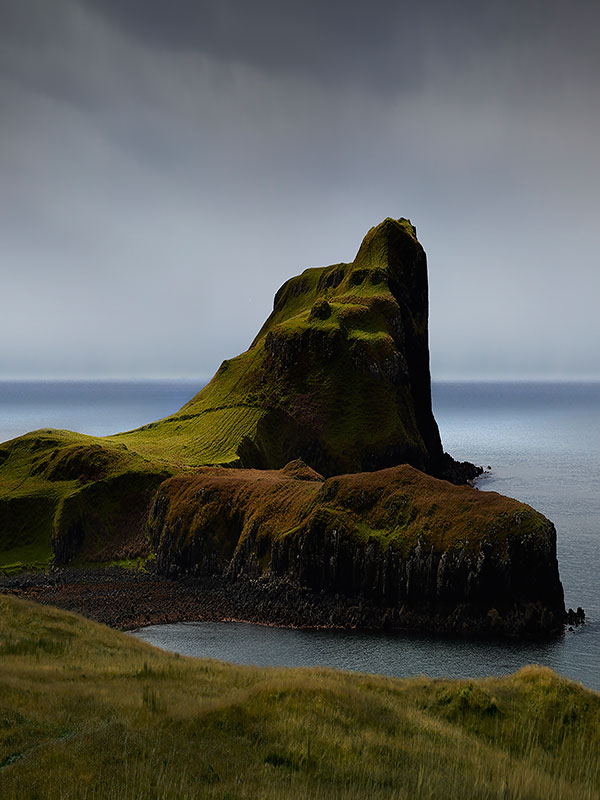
[148,462,565,635]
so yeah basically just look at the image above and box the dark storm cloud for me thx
[1,0,599,379]
[83,0,600,96]
[85,0,419,89]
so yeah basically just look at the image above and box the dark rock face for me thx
[352,218,442,472]
[51,470,170,565]
[179,217,479,481]
[147,463,566,636]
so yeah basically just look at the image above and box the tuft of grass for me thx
[0,596,598,799]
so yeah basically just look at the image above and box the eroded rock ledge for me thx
[147,461,566,636]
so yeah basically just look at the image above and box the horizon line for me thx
[1,374,600,384]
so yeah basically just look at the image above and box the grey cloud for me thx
[82,0,600,97]
[83,0,413,87]
[0,0,599,379]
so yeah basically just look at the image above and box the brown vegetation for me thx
[148,462,564,635]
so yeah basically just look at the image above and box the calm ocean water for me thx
[0,380,203,443]
[1,380,598,690]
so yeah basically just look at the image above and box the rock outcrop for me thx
[168,217,477,479]
[147,462,566,635]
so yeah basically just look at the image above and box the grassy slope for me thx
[123,218,432,473]
[0,595,598,800]
[0,431,170,573]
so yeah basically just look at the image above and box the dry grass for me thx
[0,595,598,799]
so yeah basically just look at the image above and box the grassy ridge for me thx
[0,431,170,573]
[0,596,598,799]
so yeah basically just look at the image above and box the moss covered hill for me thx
[172,216,449,477]
[0,596,599,800]
[125,215,460,478]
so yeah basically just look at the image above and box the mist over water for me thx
[1,379,598,689]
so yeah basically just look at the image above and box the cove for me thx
[132,618,598,691]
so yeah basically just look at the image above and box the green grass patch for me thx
[0,595,598,799]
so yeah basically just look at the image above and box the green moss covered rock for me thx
[168,217,449,476]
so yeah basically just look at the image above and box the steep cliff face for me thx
[167,217,456,477]
[148,462,565,635]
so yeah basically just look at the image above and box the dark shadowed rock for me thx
[147,463,566,636]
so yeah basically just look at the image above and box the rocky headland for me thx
[0,217,575,635]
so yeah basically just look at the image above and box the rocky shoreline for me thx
[0,566,584,637]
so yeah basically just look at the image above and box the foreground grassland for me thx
[0,596,598,800]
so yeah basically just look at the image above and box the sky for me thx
[1,0,599,380]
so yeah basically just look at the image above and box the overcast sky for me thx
[1,0,599,380]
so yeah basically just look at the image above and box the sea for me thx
[1,379,598,692]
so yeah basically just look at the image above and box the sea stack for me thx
[174,217,474,479]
